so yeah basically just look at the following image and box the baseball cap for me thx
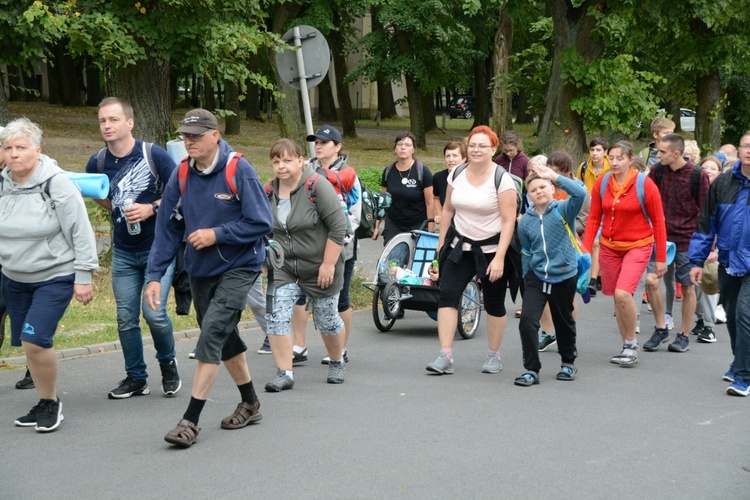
[176,109,218,135]
[306,125,342,144]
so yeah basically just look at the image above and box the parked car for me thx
[656,108,695,132]
[448,96,475,119]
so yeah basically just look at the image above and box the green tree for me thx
[21,0,279,143]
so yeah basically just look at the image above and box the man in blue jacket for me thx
[689,132,750,397]
[145,109,273,447]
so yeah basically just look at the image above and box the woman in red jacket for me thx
[583,141,667,367]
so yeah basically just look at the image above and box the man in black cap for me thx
[145,108,273,447]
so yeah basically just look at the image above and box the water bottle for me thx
[123,198,141,235]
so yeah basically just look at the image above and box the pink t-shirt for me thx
[448,165,516,253]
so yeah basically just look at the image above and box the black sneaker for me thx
[588,279,597,297]
[15,368,35,390]
[160,359,182,396]
[15,400,62,427]
[108,376,150,399]
[292,347,308,365]
[35,398,63,432]
[257,336,272,355]
[691,319,705,336]
[697,326,717,343]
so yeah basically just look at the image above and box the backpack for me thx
[451,162,524,216]
[172,152,243,220]
[0,175,56,216]
[264,173,326,226]
[97,142,158,182]
[577,161,587,182]
[650,163,704,203]
[599,171,652,223]
[356,182,381,239]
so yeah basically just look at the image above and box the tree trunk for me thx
[372,6,397,120]
[394,27,426,148]
[107,55,172,145]
[377,79,397,119]
[85,62,102,106]
[329,17,357,139]
[0,74,10,126]
[224,80,241,135]
[696,69,721,156]
[537,0,603,156]
[666,98,681,133]
[492,7,513,136]
[47,58,61,105]
[191,74,200,108]
[245,55,263,121]
[317,74,338,121]
[50,43,85,106]
[8,66,25,101]
[472,57,492,128]
[515,82,533,124]
[269,3,305,143]
[203,78,216,111]
[422,88,437,132]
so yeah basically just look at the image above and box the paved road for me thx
[2,268,748,498]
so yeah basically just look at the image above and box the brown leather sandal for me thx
[164,419,200,447]
[220,400,262,429]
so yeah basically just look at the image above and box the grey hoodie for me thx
[0,154,98,284]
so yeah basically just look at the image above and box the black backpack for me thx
[451,163,524,216]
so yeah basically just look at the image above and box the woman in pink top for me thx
[426,126,518,375]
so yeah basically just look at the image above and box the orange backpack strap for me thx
[178,158,189,195]
[224,152,243,197]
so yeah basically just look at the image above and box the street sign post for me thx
[275,25,331,157]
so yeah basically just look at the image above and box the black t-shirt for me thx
[432,168,450,207]
[381,161,433,232]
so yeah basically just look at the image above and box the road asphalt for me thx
[2,237,749,498]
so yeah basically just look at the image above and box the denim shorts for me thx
[2,273,74,349]
[647,251,692,286]
[266,283,343,336]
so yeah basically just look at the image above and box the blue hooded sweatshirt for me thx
[147,139,273,280]
[517,175,587,283]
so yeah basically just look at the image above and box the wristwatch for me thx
[151,202,160,215]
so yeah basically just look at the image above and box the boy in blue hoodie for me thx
[516,163,587,386]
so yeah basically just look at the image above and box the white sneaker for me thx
[665,313,674,331]
[715,305,727,324]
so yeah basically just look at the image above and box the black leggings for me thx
[438,249,508,317]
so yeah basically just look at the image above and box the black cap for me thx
[306,125,342,144]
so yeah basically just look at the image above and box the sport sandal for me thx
[164,419,200,448]
[556,363,577,381]
[514,371,540,387]
[220,400,262,429]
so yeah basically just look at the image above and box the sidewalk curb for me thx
[0,321,262,367]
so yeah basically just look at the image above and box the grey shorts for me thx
[266,283,343,336]
[191,268,260,364]
[647,250,693,287]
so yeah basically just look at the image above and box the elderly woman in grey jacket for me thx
[264,139,348,391]
[0,118,98,432]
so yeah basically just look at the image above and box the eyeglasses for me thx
[180,132,208,142]
[739,144,750,150]
[468,144,493,151]
[395,141,414,148]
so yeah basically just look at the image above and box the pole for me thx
[294,27,315,158]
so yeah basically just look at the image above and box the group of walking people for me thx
[2,105,748,449]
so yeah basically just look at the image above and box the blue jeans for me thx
[112,247,175,380]
[718,267,750,383]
